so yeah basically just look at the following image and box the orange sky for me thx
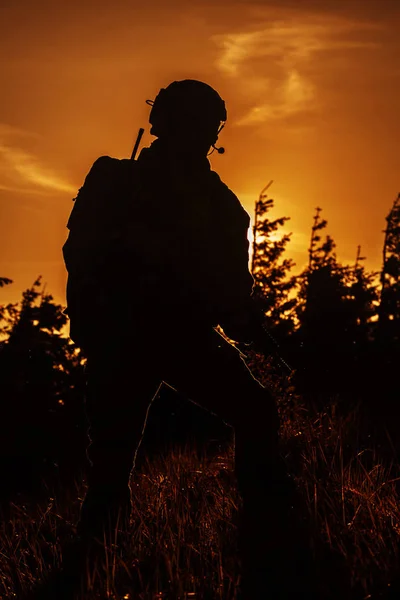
[1,0,400,307]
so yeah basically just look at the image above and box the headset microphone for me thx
[213,144,225,154]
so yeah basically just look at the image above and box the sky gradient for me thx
[1,0,400,307]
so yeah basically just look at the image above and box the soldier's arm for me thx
[216,204,257,342]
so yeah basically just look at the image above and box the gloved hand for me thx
[219,299,265,347]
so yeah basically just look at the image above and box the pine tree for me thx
[378,192,400,344]
[294,208,376,398]
[369,193,400,411]
[251,182,297,339]
[0,277,19,342]
[349,245,379,347]
[0,278,87,499]
[296,207,344,348]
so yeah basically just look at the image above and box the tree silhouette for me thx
[251,183,297,339]
[348,246,379,348]
[0,278,87,501]
[378,193,400,345]
[0,277,19,341]
[294,208,378,401]
[370,193,400,421]
[0,277,12,287]
[296,208,343,348]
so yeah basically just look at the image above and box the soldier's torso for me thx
[64,143,252,345]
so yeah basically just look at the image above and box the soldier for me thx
[38,80,307,599]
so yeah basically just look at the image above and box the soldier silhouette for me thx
[31,80,312,599]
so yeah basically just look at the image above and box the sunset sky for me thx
[1,0,400,308]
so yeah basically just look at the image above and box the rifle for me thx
[255,323,293,376]
[131,128,145,161]
[238,299,293,377]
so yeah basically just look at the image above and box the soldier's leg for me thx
[162,328,308,598]
[31,339,161,600]
[77,340,161,548]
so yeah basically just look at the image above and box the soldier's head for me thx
[148,80,226,156]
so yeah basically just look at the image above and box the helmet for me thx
[148,79,227,140]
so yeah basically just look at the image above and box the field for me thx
[1,374,400,600]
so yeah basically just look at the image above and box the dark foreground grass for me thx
[1,444,239,599]
[2,381,400,599]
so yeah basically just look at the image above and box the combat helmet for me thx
[147,80,226,141]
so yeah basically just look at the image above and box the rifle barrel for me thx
[131,128,145,160]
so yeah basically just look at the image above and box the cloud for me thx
[0,183,52,195]
[0,126,75,195]
[212,15,381,128]
[235,69,315,126]
[0,124,40,140]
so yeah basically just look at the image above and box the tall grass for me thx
[1,363,400,598]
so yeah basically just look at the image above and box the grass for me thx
[281,404,400,598]
[0,444,239,599]
[1,362,400,599]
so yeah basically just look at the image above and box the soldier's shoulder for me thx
[209,170,250,224]
[83,156,133,185]
[209,169,241,203]
[89,155,129,173]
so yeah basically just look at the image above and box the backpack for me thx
[62,155,139,348]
